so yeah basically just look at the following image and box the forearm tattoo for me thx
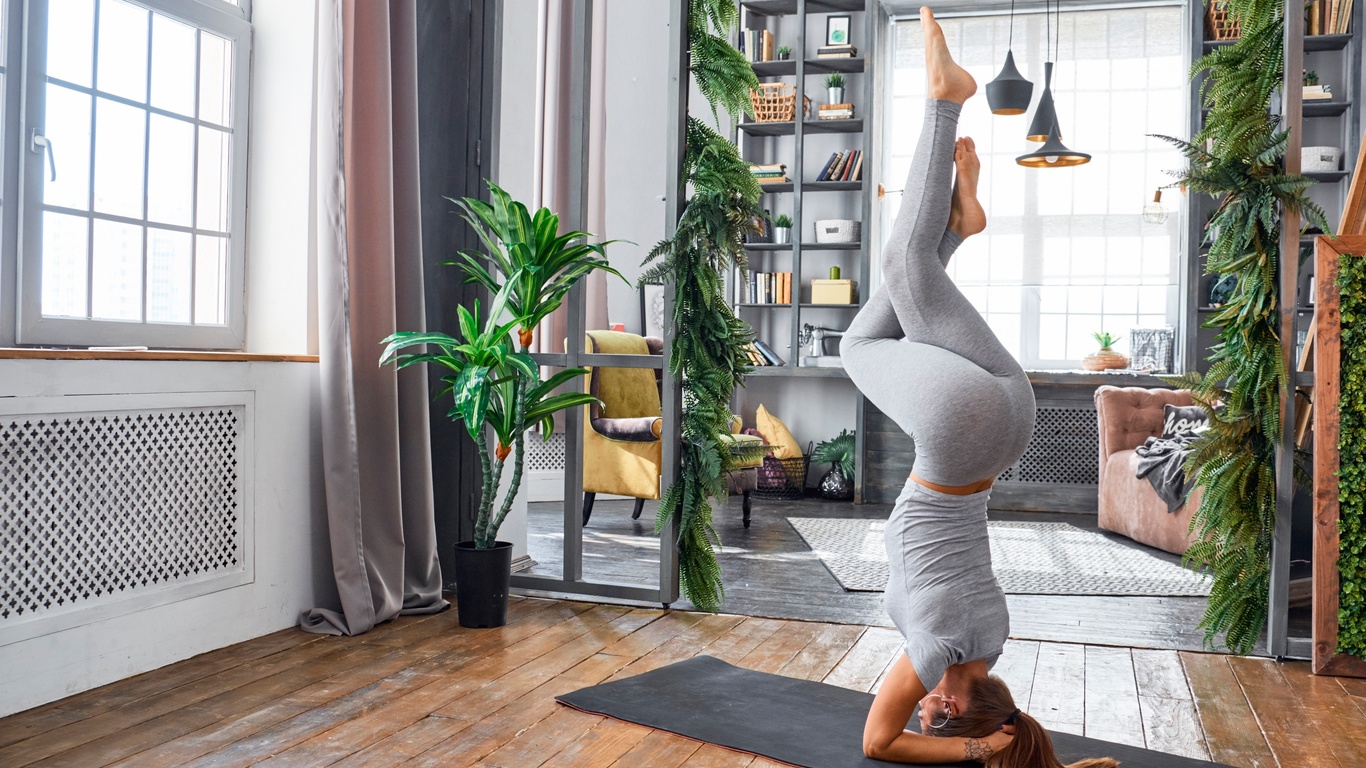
[964,737,994,760]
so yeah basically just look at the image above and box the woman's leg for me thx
[840,9,1034,486]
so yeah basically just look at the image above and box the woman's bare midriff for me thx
[910,472,994,496]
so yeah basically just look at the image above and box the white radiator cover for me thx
[0,393,254,646]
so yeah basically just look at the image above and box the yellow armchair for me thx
[580,331,665,525]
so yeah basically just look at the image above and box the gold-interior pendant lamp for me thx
[1018,0,1091,167]
[985,0,1034,114]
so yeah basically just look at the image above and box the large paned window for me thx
[7,0,250,348]
[885,4,1186,369]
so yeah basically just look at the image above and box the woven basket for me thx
[1303,146,1342,173]
[1205,2,1240,41]
[749,83,810,123]
[756,455,808,500]
[1081,349,1130,371]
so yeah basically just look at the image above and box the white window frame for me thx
[882,1,1188,371]
[12,0,251,349]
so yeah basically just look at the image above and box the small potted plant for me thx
[824,72,846,104]
[382,180,623,628]
[812,429,855,500]
[772,213,792,244]
[777,45,791,61]
[1081,331,1130,371]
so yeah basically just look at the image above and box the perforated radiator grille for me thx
[527,432,566,472]
[0,407,245,622]
[996,406,1099,485]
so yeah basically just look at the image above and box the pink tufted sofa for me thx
[1093,386,1203,556]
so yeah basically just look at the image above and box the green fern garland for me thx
[640,0,762,611]
[1156,0,1327,653]
[1336,255,1366,656]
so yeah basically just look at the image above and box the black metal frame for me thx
[504,0,685,607]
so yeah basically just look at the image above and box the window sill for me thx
[0,348,318,363]
[1026,369,1173,387]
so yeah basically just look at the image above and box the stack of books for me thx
[818,102,855,120]
[740,29,776,62]
[749,163,790,184]
[744,272,792,304]
[817,44,857,59]
[744,340,787,367]
[1307,0,1353,34]
[815,150,863,182]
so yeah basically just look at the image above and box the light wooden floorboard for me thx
[2,597,1362,767]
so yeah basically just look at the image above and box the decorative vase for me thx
[1081,348,1130,371]
[774,227,790,244]
[452,540,513,628]
[819,464,854,500]
[827,86,845,104]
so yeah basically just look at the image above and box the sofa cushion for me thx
[755,404,802,460]
[718,432,766,469]
[1161,403,1210,439]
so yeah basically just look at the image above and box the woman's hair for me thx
[929,675,1120,768]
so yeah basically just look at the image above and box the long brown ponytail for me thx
[931,675,1120,768]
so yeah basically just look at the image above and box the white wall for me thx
[0,359,330,717]
[0,0,330,716]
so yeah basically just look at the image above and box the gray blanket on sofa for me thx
[1134,433,1199,513]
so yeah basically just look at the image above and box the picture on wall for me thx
[640,282,666,340]
[826,15,851,46]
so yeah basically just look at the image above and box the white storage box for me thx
[814,219,860,244]
[1302,146,1342,173]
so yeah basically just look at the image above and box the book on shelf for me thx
[814,149,863,182]
[1307,0,1353,34]
[753,340,786,366]
[743,271,793,304]
[818,110,854,120]
[740,29,776,62]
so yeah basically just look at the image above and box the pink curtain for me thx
[530,0,609,360]
[301,0,446,636]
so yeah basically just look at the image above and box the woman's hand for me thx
[963,726,1014,762]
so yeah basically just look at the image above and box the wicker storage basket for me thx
[1081,349,1130,371]
[749,83,810,123]
[1205,2,1240,41]
[814,219,861,244]
[1303,146,1342,173]
[756,455,808,500]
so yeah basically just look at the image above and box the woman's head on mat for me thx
[922,675,1119,768]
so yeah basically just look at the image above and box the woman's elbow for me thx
[862,733,891,760]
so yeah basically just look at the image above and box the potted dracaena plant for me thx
[381,180,623,628]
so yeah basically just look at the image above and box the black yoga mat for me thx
[556,655,1232,768]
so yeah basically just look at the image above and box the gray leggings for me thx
[840,100,1035,486]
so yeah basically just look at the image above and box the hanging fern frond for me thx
[646,1,765,611]
[1158,0,1328,653]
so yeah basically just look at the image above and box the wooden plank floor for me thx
[2,597,1361,767]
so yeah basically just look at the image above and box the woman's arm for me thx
[862,653,1012,763]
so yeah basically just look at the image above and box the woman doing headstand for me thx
[843,9,1117,767]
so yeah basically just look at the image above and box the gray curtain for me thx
[301,0,448,636]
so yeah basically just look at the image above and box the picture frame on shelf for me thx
[640,282,666,340]
[826,15,851,46]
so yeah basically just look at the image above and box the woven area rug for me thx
[787,518,1211,597]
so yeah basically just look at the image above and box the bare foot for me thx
[949,137,987,239]
[922,7,976,104]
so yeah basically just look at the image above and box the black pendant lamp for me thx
[1018,0,1090,167]
[1025,62,1058,142]
[985,0,1033,114]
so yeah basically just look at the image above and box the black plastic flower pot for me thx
[452,540,513,628]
